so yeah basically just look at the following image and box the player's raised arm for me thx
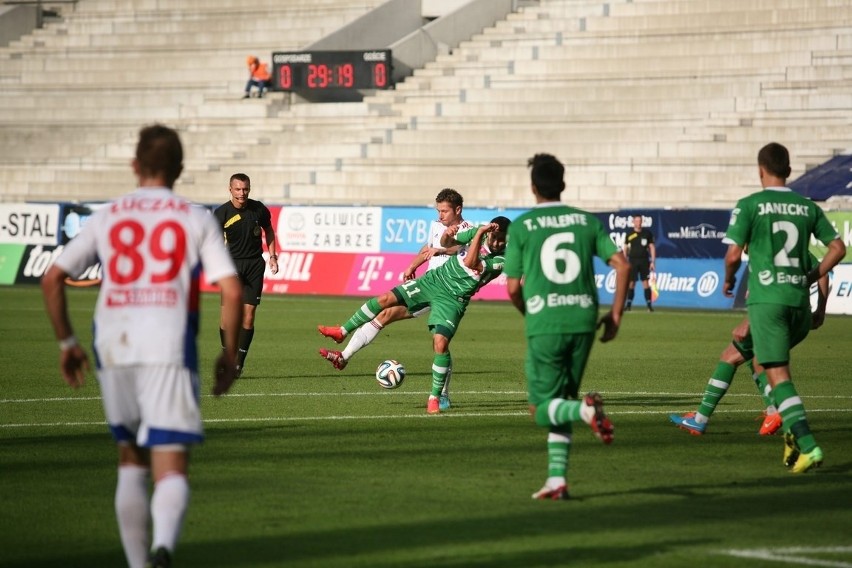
[440,224,462,248]
[462,223,495,271]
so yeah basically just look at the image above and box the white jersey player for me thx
[42,125,243,568]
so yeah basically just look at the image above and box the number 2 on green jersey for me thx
[772,220,800,268]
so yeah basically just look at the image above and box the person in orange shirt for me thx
[244,55,271,99]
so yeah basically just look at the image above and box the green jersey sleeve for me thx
[503,221,524,279]
[454,225,480,245]
[595,220,619,261]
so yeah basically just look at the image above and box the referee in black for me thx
[214,173,279,375]
[623,214,656,312]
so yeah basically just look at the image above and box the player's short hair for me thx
[435,188,463,209]
[490,215,511,233]
[230,172,251,188]
[527,153,565,199]
[136,124,183,187]
[757,142,792,179]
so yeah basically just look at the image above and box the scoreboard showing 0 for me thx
[272,50,393,92]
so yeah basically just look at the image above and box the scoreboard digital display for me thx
[271,50,393,92]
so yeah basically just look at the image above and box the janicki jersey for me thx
[504,202,618,336]
[725,187,838,308]
[54,188,237,369]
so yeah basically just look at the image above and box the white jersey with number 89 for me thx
[54,188,236,369]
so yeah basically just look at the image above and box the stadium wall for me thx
[0,4,38,47]
[2,202,851,314]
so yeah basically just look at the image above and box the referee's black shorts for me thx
[234,257,265,305]
[629,258,651,282]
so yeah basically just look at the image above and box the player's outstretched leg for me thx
[341,319,383,361]
[319,297,385,344]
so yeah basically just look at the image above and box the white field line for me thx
[720,547,852,567]
[4,407,852,430]
[3,390,852,404]
[1,411,531,429]
[2,403,851,429]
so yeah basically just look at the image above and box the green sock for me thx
[696,362,736,420]
[773,381,816,453]
[534,398,582,427]
[342,297,383,334]
[547,432,572,478]
[752,371,775,410]
[430,352,451,397]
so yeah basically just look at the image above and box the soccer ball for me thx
[375,359,406,389]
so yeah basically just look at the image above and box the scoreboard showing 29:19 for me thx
[272,50,393,92]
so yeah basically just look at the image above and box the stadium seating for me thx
[0,0,849,209]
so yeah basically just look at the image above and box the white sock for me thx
[694,412,710,424]
[342,319,383,360]
[579,400,594,424]
[115,465,151,568]
[151,473,190,554]
[441,367,452,397]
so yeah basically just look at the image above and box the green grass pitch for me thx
[1,285,851,567]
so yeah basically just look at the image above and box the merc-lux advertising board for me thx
[3,202,852,314]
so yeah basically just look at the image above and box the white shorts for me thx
[97,364,203,447]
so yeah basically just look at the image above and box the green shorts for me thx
[392,279,467,339]
[732,332,754,362]
[526,333,595,407]
[746,303,811,367]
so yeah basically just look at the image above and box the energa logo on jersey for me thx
[526,295,546,315]
[526,293,595,314]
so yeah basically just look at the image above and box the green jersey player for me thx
[319,188,469,411]
[669,253,829,437]
[318,216,510,414]
[723,142,845,474]
[504,153,630,500]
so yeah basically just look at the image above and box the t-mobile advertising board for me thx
[4,201,850,313]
